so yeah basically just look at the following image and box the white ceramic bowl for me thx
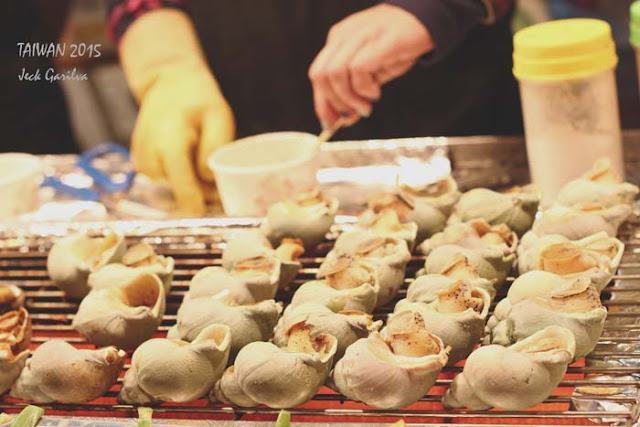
[0,153,43,219]
[208,132,320,216]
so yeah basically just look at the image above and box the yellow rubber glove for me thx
[120,9,235,215]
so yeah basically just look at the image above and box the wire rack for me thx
[1,215,639,427]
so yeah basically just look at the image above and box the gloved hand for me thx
[308,3,434,130]
[120,9,235,215]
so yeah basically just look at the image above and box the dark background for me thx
[1,0,639,154]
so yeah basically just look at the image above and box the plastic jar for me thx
[513,19,623,206]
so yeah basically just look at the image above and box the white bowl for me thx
[209,132,320,216]
[0,153,43,219]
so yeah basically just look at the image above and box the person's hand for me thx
[131,62,234,215]
[120,9,235,215]
[309,4,434,130]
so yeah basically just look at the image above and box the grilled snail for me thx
[88,243,174,294]
[222,230,300,292]
[448,186,540,236]
[0,284,24,313]
[0,308,31,394]
[47,232,126,299]
[531,204,632,240]
[330,310,449,409]
[73,271,166,350]
[213,326,337,408]
[366,175,460,241]
[395,280,490,364]
[517,231,623,292]
[422,243,515,289]
[487,276,605,360]
[321,230,410,307]
[443,326,575,410]
[168,298,281,361]
[12,340,125,403]
[356,209,418,251]
[261,188,338,248]
[419,219,517,258]
[273,302,381,362]
[556,158,639,208]
[119,324,231,404]
[291,257,380,313]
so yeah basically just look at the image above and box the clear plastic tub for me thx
[0,153,42,219]
[514,19,623,205]
[208,132,320,216]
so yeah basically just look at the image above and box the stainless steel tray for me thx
[17,130,640,224]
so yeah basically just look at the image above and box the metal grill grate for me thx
[1,215,640,426]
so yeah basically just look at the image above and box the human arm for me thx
[308,0,514,129]
[107,1,235,215]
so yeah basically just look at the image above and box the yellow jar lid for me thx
[513,19,618,81]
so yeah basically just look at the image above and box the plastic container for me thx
[631,2,640,88]
[208,132,320,216]
[0,153,43,219]
[513,19,623,205]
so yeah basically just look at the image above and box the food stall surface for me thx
[17,417,384,427]
[1,134,640,426]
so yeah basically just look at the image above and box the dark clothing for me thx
[107,0,185,41]
[108,0,523,139]
[2,0,77,154]
[108,0,515,63]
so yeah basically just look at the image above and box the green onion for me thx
[136,407,153,427]
[275,410,291,427]
[9,405,44,427]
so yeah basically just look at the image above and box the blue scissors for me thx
[42,143,136,202]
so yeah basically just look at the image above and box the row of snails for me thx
[117,204,336,406]
[378,158,632,411]
[0,237,170,403]
[17,186,416,407]
[5,228,306,404]
[198,192,353,409]
[441,158,635,410]
[216,175,491,408]
[3,157,636,410]
[234,157,634,410]
[0,242,141,405]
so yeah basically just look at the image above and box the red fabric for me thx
[491,0,514,21]
[106,0,186,42]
